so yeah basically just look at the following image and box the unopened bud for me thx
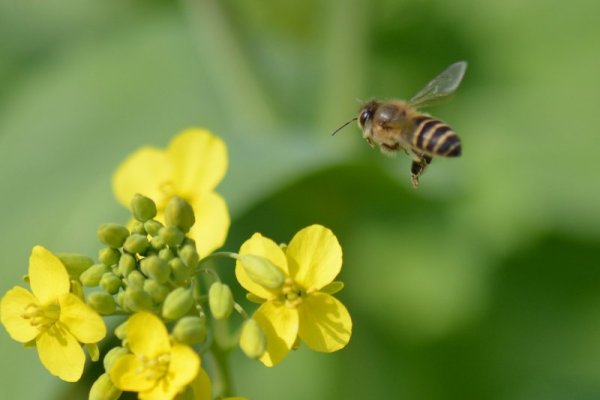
[172,315,207,345]
[123,287,152,311]
[179,245,199,269]
[143,219,163,236]
[159,226,184,247]
[97,223,130,248]
[239,318,266,359]
[169,258,189,283]
[89,373,121,400]
[100,272,122,294]
[117,253,136,277]
[162,287,194,320]
[143,279,170,303]
[123,234,149,254]
[238,254,285,289]
[131,193,157,222]
[150,235,166,250]
[158,248,175,262]
[209,282,233,320]
[131,221,146,235]
[88,291,116,315]
[115,321,128,340]
[140,256,170,283]
[56,253,94,279]
[127,270,145,289]
[103,346,129,372]
[80,264,109,287]
[99,247,121,267]
[164,196,195,233]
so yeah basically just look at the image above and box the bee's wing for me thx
[408,61,467,108]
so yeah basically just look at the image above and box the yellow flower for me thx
[235,225,352,366]
[0,246,106,381]
[110,311,200,399]
[113,129,230,257]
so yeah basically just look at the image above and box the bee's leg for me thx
[365,137,376,148]
[410,154,432,188]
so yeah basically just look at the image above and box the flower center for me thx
[281,278,304,308]
[21,302,60,331]
[136,353,171,384]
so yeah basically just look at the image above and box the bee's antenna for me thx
[331,117,358,136]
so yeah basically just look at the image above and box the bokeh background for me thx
[1,0,600,398]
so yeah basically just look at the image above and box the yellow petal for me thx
[112,146,172,208]
[236,233,288,300]
[188,367,212,400]
[188,193,230,258]
[167,129,228,198]
[37,325,85,382]
[59,293,106,343]
[127,312,170,357]
[164,345,200,394]
[29,246,70,303]
[110,354,155,392]
[297,292,352,353]
[286,225,342,291]
[0,286,40,342]
[254,300,298,367]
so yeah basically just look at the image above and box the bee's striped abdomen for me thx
[411,116,461,157]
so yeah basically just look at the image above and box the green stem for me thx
[191,251,238,275]
[210,320,235,397]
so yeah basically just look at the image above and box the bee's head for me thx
[357,101,378,130]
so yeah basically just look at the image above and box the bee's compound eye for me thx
[359,110,371,126]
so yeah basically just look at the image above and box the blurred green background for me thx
[1,0,600,398]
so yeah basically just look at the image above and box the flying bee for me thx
[332,61,467,188]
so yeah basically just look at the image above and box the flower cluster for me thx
[0,129,352,399]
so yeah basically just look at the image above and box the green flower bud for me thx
[100,272,122,294]
[80,264,109,287]
[159,226,184,247]
[179,245,199,269]
[117,253,136,277]
[131,221,146,235]
[103,346,129,372]
[162,287,194,320]
[89,373,122,400]
[150,235,166,251]
[123,234,149,254]
[99,247,121,267]
[116,290,126,310]
[140,256,170,283]
[172,315,207,345]
[239,318,266,359]
[55,253,94,279]
[169,258,189,283]
[164,196,195,233]
[238,254,285,289]
[123,287,153,311]
[115,321,128,340]
[131,193,157,222]
[97,223,130,248]
[209,282,233,320]
[87,291,116,315]
[144,219,163,236]
[143,279,170,303]
[127,270,146,289]
[158,248,175,262]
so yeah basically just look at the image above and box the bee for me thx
[332,61,467,188]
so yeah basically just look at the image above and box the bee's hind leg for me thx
[410,154,432,188]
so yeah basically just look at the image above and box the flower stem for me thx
[209,319,236,397]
